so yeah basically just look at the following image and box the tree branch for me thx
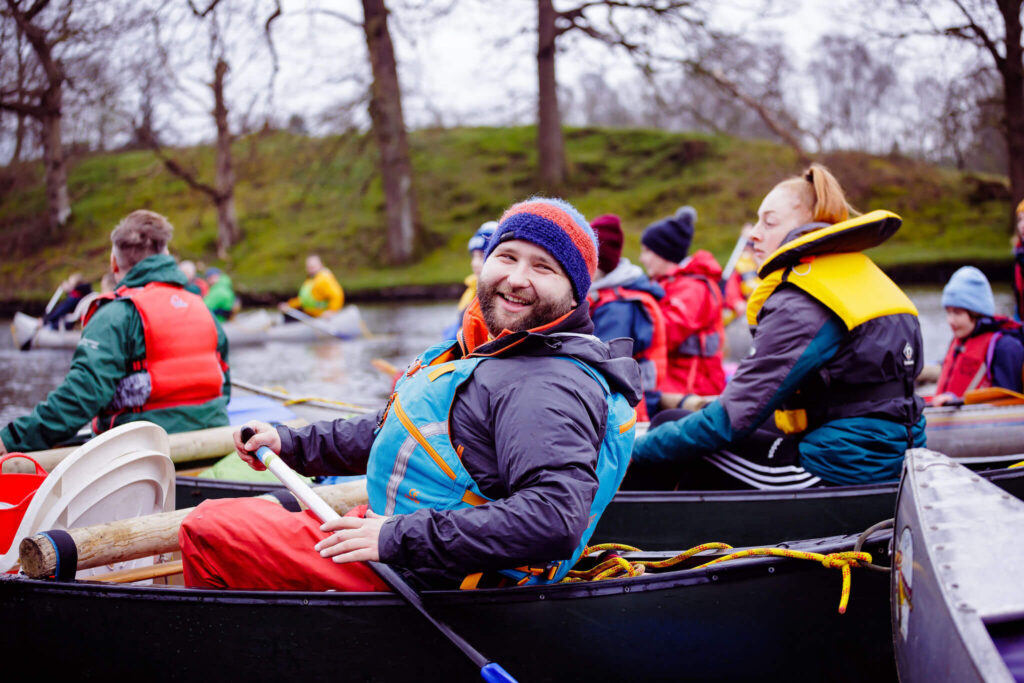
[947,0,1005,69]
[142,130,222,201]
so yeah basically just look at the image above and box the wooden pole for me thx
[18,479,368,579]
[10,419,309,473]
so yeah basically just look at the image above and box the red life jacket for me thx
[590,286,667,421]
[936,318,1023,396]
[84,282,226,416]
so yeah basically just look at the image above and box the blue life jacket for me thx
[366,339,636,585]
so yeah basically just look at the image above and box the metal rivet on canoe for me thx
[951,584,959,589]
[623,586,630,593]
[943,564,951,570]
[920,483,928,488]
[538,594,545,600]
[930,525,939,531]
[303,599,309,605]
[924,505,933,510]
[711,575,719,581]
[935,545,945,551]
[768,567,775,574]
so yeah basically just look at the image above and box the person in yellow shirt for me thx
[279,254,343,317]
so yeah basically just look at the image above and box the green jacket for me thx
[1,254,230,452]
[203,274,236,323]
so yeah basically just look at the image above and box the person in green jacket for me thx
[203,267,236,322]
[0,210,230,454]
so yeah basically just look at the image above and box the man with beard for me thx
[179,197,642,591]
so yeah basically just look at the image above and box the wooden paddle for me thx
[370,358,400,376]
[239,427,518,683]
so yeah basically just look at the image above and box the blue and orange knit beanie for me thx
[486,197,598,302]
[642,206,696,264]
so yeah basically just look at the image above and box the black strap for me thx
[268,488,301,512]
[39,529,78,581]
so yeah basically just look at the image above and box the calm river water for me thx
[0,288,1015,428]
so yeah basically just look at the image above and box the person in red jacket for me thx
[588,214,668,421]
[639,206,726,402]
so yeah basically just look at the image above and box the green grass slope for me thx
[0,126,1014,302]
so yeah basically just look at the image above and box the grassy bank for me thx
[0,126,1015,303]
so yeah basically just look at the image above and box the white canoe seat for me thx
[0,422,175,578]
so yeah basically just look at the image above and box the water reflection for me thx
[0,290,1014,427]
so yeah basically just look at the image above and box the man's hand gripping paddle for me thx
[238,427,517,683]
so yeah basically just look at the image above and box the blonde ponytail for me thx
[774,163,858,225]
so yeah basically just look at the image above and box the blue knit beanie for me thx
[467,221,498,253]
[485,197,598,302]
[942,266,994,317]
[641,206,697,264]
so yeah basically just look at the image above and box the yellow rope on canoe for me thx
[697,548,872,614]
[561,542,733,582]
[563,542,872,614]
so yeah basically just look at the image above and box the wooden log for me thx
[18,479,368,579]
[10,419,309,473]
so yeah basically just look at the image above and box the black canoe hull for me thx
[176,466,1024,549]
[0,533,895,682]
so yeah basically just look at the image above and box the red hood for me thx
[658,249,722,281]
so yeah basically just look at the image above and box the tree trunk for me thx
[361,0,419,266]
[40,84,70,235]
[537,0,566,189]
[212,59,240,258]
[1000,2,1024,221]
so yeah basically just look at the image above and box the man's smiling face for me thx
[477,239,576,336]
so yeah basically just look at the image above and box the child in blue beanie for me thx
[932,266,1024,405]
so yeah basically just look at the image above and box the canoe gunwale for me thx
[1,531,890,607]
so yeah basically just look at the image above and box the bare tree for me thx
[138,0,281,258]
[303,0,422,265]
[0,0,73,235]
[534,0,707,188]
[362,0,420,265]
[887,0,1024,212]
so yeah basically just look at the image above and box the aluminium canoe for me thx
[892,448,1024,682]
[0,531,895,682]
[175,465,1024,550]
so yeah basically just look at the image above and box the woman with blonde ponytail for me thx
[630,164,926,490]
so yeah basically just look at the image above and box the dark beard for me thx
[477,279,575,337]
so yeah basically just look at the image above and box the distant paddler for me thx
[202,267,237,323]
[441,220,497,341]
[0,210,231,456]
[278,253,343,320]
[630,164,926,490]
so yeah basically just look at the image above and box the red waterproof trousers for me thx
[179,498,391,592]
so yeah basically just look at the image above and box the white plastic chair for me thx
[0,421,175,578]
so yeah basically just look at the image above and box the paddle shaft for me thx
[280,306,342,339]
[720,231,750,284]
[44,285,64,315]
[239,428,517,683]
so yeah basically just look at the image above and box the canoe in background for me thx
[10,305,366,350]
[892,449,1024,682]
